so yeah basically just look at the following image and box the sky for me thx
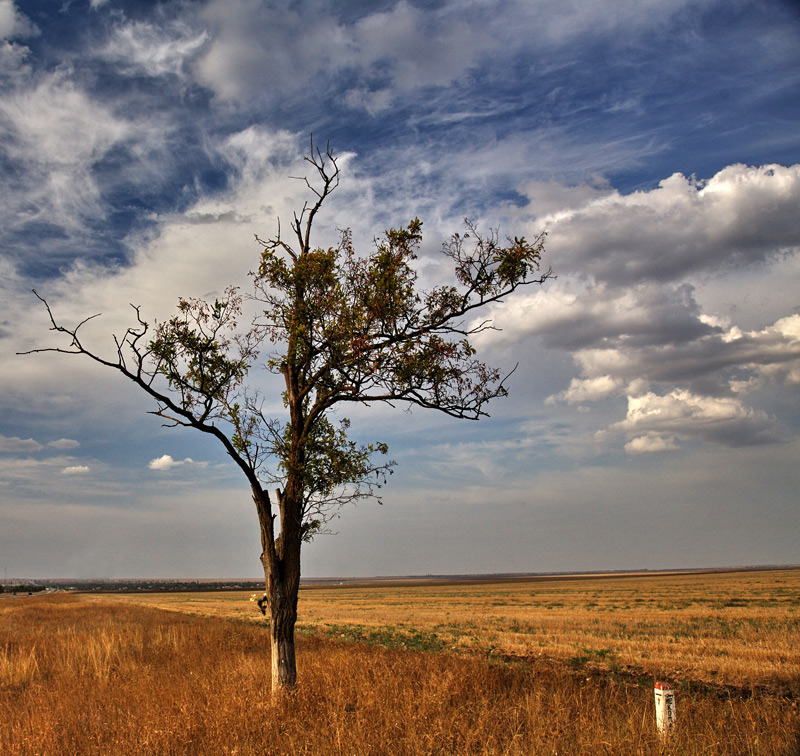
[1,0,799,580]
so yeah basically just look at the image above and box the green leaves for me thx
[251,216,549,424]
[444,221,547,301]
[71,144,547,544]
[26,143,549,689]
[280,415,392,500]
[148,288,254,419]
[136,198,547,537]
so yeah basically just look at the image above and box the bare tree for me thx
[21,141,551,691]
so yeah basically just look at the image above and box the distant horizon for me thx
[6,563,799,587]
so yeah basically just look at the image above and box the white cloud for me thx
[501,179,800,452]
[566,312,800,389]
[0,128,311,437]
[0,39,31,85]
[148,455,200,471]
[47,438,80,449]
[0,455,124,498]
[774,314,800,341]
[759,360,800,388]
[0,76,128,166]
[624,433,680,455]
[61,465,90,475]
[149,454,181,471]
[194,0,345,101]
[610,389,777,449]
[0,73,133,231]
[517,177,612,218]
[99,19,208,78]
[493,280,712,352]
[191,0,543,108]
[489,184,800,390]
[0,434,43,452]
[351,1,488,91]
[0,1,37,40]
[547,374,623,404]
[536,306,800,450]
[191,0,713,108]
[531,164,800,285]
[343,86,395,117]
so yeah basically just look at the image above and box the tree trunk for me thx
[268,577,298,690]
[254,486,302,693]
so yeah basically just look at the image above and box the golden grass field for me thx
[109,568,800,693]
[2,569,799,755]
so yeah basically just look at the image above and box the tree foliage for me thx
[22,140,551,689]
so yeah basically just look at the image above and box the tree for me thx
[22,141,551,691]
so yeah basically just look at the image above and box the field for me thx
[2,569,799,755]
[108,568,800,693]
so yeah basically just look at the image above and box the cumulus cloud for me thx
[475,164,800,453]
[47,438,80,450]
[609,389,778,450]
[532,164,800,286]
[547,375,623,405]
[571,313,800,388]
[61,465,90,475]
[541,307,800,451]
[149,455,181,471]
[500,281,715,352]
[624,433,680,455]
[0,434,43,452]
[148,455,200,471]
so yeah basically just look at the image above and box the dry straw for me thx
[2,587,798,756]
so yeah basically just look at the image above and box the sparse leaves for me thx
[22,146,549,536]
[252,213,550,424]
[149,288,253,420]
[22,139,550,690]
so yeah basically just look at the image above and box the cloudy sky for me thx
[1,0,799,579]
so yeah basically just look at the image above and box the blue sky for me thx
[1,0,799,579]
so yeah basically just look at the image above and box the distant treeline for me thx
[0,584,47,594]
[13,579,267,593]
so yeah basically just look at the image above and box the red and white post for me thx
[654,681,677,736]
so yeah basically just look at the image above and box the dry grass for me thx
[1,593,798,756]
[111,568,800,693]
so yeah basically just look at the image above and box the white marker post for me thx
[654,681,677,736]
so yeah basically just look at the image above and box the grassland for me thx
[110,568,800,694]
[2,569,798,755]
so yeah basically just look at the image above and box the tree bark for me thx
[254,486,301,692]
[267,574,298,690]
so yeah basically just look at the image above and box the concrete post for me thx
[654,681,677,736]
